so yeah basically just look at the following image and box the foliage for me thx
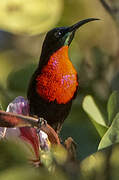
[83,91,119,150]
[83,95,108,137]
[80,143,119,180]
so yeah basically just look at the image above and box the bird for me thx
[27,18,99,133]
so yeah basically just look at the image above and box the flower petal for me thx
[5,96,40,159]
[6,96,29,115]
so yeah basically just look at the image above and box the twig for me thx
[0,110,60,145]
[100,0,119,25]
[64,137,77,162]
[100,0,113,16]
[0,110,38,127]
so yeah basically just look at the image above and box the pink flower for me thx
[0,96,50,160]
[6,96,29,115]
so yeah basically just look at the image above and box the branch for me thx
[100,0,113,16]
[0,110,60,145]
[100,0,119,25]
[0,110,38,127]
[64,137,77,162]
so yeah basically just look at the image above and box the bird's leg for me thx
[37,117,47,134]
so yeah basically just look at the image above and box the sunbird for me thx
[27,18,99,133]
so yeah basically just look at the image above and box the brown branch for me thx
[100,0,113,16]
[41,124,60,145]
[0,110,38,127]
[64,137,77,162]
[100,0,119,25]
[0,110,60,145]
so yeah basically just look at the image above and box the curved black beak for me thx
[63,18,100,46]
[67,18,100,32]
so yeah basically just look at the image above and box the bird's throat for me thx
[36,46,78,104]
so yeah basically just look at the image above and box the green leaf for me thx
[80,143,119,180]
[83,96,107,127]
[0,167,41,180]
[83,95,108,137]
[91,120,108,138]
[107,91,119,126]
[0,166,67,180]
[0,140,27,171]
[0,0,63,35]
[98,113,119,150]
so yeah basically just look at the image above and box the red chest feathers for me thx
[36,46,78,104]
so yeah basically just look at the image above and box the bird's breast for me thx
[36,46,78,104]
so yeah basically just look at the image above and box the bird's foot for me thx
[37,117,47,134]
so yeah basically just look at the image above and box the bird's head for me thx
[40,18,100,65]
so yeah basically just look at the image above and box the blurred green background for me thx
[0,0,119,161]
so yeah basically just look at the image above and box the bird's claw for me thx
[37,117,47,134]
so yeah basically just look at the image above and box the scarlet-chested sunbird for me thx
[27,18,99,133]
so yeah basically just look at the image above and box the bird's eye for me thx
[58,32,62,36]
[55,31,62,38]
